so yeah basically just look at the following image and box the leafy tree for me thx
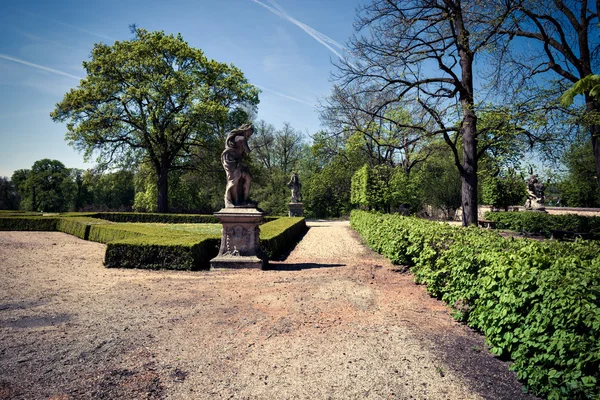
[0,177,20,210]
[351,164,423,213]
[481,170,526,210]
[417,153,462,220]
[558,139,600,207]
[333,0,515,225]
[51,27,259,213]
[80,169,135,211]
[12,159,76,212]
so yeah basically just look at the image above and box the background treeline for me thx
[2,119,598,216]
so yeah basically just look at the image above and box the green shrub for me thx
[105,236,220,270]
[0,216,58,231]
[0,213,305,271]
[485,211,600,237]
[56,217,111,240]
[351,210,600,399]
[260,217,307,259]
[92,212,219,224]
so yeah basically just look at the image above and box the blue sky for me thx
[0,0,360,178]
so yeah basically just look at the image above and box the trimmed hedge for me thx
[0,213,307,271]
[484,211,600,237]
[0,216,59,231]
[104,236,220,271]
[91,212,219,224]
[351,210,600,399]
[260,217,307,258]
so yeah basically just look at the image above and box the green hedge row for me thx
[260,217,307,259]
[484,211,600,237]
[0,213,307,271]
[351,210,600,400]
[79,212,220,224]
[0,216,59,231]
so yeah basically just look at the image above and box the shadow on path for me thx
[267,262,345,271]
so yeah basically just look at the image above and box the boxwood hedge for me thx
[351,210,600,400]
[0,213,307,271]
[484,211,600,238]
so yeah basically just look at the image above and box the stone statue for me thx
[287,172,302,203]
[524,173,548,210]
[222,123,254,207]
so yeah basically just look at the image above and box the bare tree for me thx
[333,0,515,225]
[321,84,436,175]
[499,0,600,191]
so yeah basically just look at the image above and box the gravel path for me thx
[0,221,536,399]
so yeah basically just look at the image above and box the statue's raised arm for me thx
[222,123,254,207]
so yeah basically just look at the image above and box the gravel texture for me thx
[0,221,537,399]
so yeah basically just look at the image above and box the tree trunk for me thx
[461,111,478,226]
[157,161,169,213]
[452,6,479,227]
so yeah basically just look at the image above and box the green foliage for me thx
[0,177,20,210]
[260,217,307,259]
[560,75,600,106]
[51,27,259,213]
[351,164,422,213]
[0,216,59,231]
[558,140,600,207]
[0,213,306,270]
[481,171,526,210]
[351,210,600,399]
[92,212,219,224]
[80,169,135,211]
[12,159,77,212]
[484,211,600,237]
[304,156,354,219]
[416,152,462,219]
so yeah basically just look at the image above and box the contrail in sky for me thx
[0,54,82,80]
[16,8,113,42]
[254,84,315,107]
[249,0,348,60]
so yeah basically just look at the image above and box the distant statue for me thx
[287,172,302,203]
[222,123,254,207]
[524,173,548,210]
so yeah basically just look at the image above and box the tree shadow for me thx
[266,262,346,271]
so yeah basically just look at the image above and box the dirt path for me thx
[0,221,536,399]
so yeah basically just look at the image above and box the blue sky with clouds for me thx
[0,0,361,178]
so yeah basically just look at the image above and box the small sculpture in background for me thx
[222,123,254,207]
[287,172,302,203]
[524,173,548,211]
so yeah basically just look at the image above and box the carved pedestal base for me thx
[288,202,304,217]
[210,207,267,270]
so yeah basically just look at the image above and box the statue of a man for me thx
[287,172,302,203]
[222,123,254,207]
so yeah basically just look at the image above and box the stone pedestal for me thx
[288,202,304,217]
[210,207,267,269]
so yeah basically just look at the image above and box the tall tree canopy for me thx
[51,27,259,212]
[331,0,515,226]
[11,159,75,212]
